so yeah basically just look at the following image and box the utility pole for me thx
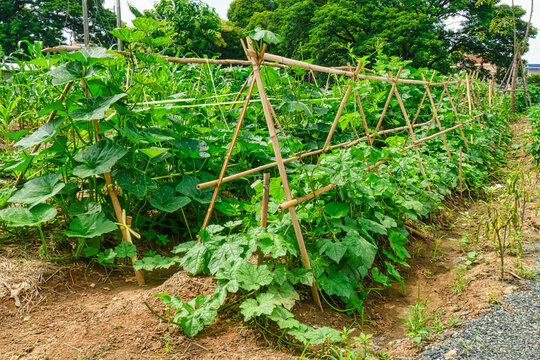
[116,0,124,51]
[82,0,89,46]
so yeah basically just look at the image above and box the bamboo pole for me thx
[199,76,257,233]
[82,80,144,285]
[246,38,322,310]
[465,73,474,144]
[14,81,74,187]
[258,173,270,265]
[390,68,432,191]
[277,184,337,212]
[459,147,463,199]
[442,79,469,150]
[318,63,363,160]
[197,120,432,190]
[420,73,451,159]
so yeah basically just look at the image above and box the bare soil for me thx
[1,118,538,360]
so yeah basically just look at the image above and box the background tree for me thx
[143,0,243,58]
[226,0,536,73]
[0,0,116,55]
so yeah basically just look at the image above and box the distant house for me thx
[453,54,497,75]
[526,64,540,75]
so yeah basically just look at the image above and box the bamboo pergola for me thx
[40,42,497,309]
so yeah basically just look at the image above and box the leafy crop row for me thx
[0,26,510,346]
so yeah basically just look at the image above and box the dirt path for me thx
[1,117,538,360]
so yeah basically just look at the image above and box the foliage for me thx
[141,0,241,57]
[0,33,510,348]
[0,0,116,55]
[227,0,535,72]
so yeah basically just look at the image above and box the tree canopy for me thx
[226,0,536,73]
[0,0,116,55]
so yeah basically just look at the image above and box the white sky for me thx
[103,0,540,63]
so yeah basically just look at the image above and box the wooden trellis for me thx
[39,43,495,307]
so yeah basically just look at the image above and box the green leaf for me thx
[172,240,196,254]
[236,262,273,291]
[110,28,146,43]
[180,242,208,275]
[80,46,114,61]
[15,117,63,150]
[114,242,137,258]
[73,138,128,178]
[9,174,65,208]
[388,231,410,260]
[359,217,387,235]
[0,204,57,227]
[139,147,169,159]
[48,62,83,85]
[386,261,405,292]
[176,175,215,204]
[343,230,377,277]
[64,213,117,238]
[268,283,299,310]
[115,172,157,197]
[96,249,117,264]
[324,202,349,218]
[69,93,126,121]
[371,267,390,286]
[239,293,277,321]
[208,242,244,274]
[133,255,178,271]
[319,238,347,263]
[301,327,342,345]
[132,17,159,31]
[248,27,282,44]
[149,186,191,213]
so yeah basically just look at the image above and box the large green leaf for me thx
[176,175,215,204]
[149,186,191,213]
[132,17,159,31]
[180,242,208,275]
[69,93,126,121]
[110,28,146,43]
[248,27,282,44]
[324,202,349,218]
[207,242,244,274]
[114,242,137,258]
[343,230,377,278]
[115,171,157,197]
[48,62,83,85]
[9,174,65,208]
[239,293,277,321]
[319,238,347,263]
[0,204,57,227]
[15,117,63,150]
[64,212,118,238]
[388,231,411,260]
[236,262,273,291]
[73,138,128,178]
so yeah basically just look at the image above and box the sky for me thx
[103,0,540,63]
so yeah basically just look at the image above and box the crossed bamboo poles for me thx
[197,38,492,309]
[20,43,495,305]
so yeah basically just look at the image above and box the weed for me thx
[401,288,442,344]
[451,266,468,294]
[447,314,464,327]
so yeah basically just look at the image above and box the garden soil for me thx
[0,117,538,360]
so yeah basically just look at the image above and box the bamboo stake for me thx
[374,68,404,134]
[246,38,323,310]
[354,87,380,175]
[14,81,74,187]
[391,68,432,191]
[199,74,257,233]
[318,62,363,160]
[278,184,337,212]
[442,79,469,150]
[403,72,436,146]
[465,73,474,144]
[197,120,432,190]
[420,73,451,159]
[258,173,270,265]
[459,147,463,199]
[230,72,253,110]
[82,80,144,285]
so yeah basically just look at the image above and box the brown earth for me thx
[0,117,538,360]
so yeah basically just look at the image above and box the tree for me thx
[0,0,116,56]
[227,0,536,72]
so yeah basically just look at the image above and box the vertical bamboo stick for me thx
[459,147,463,199]
[374,68,404,133]
[258,173,270,265]
[246,38,323,311]
[465,73,474,144]
[199,77,257,232]
[390,69,432,192]
[443,79,469,150]
[421,73,451,159]
[319,62,362,160]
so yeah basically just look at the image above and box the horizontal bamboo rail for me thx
[277,184,337,211]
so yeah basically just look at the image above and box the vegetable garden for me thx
[0,25,517,353]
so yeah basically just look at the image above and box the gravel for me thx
[415,264,540,360]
